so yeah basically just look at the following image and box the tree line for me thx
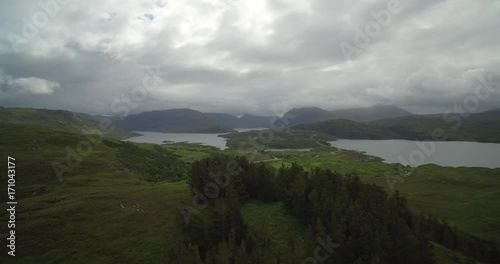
[169,155,499,263]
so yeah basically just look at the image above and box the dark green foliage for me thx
[179,156,490,263]
[182,185,248,260]
[222,129,335,149]
[240,162,277,202]
[188,155,276,202]
[104,140,188,182]
[178,155,499,263]
[276,165,435,263]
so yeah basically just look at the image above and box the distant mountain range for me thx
[107,109,278,133]
[111,109,235,133]
[90,105,413,133]
[2,106,498,142]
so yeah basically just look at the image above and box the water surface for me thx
[125,131,228,149]
[330,139,500,168]
[124,128,267,149]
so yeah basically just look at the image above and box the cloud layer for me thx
[0,0,499,115]
[0,68,59,95]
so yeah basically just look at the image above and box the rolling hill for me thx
[283,105,413,126]
[294,108,500,143]
[0,121,190,263]
[330,104,413,122]
[113,108,235,133]
[293,119,391,139]
[0,107,137,139]
[282,107,333,126]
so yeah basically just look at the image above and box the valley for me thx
[0,110,499,263]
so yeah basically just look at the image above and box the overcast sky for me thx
[0,0,499,115]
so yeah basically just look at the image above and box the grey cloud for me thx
[0,68,59,95]
[0,0,499,115]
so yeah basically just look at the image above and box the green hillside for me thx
[221,128,335,149]
[294,109,500,143]
[0,122,189,263]
[0,108,138,139]
[283,105,412,126]
[294,119,390,139]
[0,121,498,263]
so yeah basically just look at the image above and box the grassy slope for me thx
[432,242,473,264]
[397,165,500,242]
[0,123,191,263]
[0,107,137,139]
